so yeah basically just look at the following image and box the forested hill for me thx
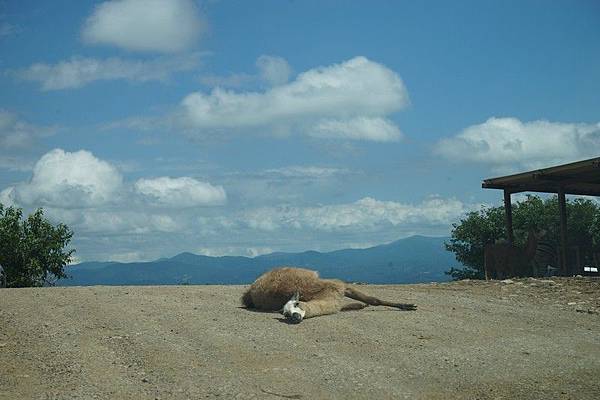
[59,235,460,286]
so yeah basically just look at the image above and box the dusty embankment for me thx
[1,277,599,399]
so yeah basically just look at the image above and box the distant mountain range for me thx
[59,235,461,286]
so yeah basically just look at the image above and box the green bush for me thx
[0,204,75,287]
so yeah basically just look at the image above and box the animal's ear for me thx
[291,292,300,301]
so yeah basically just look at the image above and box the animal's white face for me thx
[282,293,305,324]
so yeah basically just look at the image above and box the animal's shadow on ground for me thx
[274,317,301,324]
[272,309,406,324]
[237,306,298,324]
[237,306,266,313]
[238,306,409,325]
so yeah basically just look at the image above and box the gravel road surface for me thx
[1,277,599,399]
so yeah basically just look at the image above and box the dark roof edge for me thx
[483,157,600,187]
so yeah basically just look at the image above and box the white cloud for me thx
[135,176,226,207]
[256,55,292,86]
[3,149,227,213]
[0,110,56,149]
[0,149,235,261]
[18,54,200,90]
[435,117,600,170]
[241,196,469,232]
[312,117,403,142]
[0,187,16,207]
[42,207,184,236]
[4,149,123,208]
[81,0,204,53]
[197,246,273,257]
[181,56,409,141]
[79,210,181,234]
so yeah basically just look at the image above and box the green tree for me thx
[445,195,600,280]
[0,204,75,287]
[591,211,600,246]
[445,205,506,280]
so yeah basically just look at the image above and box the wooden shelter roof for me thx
[482,157,600,196]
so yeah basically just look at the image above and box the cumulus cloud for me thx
[435,117,600,170]
[18,54,200,90]
[3,149,123,208]
[240,196,469,232]
[1,146,471,261]
[182,56,409,141]
[1,149,229,248]
[3,149,228,211]
[135,176,226,207]
[81,0,204,53]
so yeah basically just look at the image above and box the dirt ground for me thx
[1,277,599,400]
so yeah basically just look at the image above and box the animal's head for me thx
[282,292,305,324]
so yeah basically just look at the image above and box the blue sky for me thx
[1,0,599,262]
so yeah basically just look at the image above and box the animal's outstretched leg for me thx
[299,298,343,318]
[344,287,416,311]
[282,294,343,323]
[340,302,368,311]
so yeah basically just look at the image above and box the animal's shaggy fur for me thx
[241,267,416,321]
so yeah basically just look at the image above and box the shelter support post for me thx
[483,157,600,277]
[558,187,568,275]
[503,190,514,245]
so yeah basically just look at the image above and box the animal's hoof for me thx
[288,312,303,324]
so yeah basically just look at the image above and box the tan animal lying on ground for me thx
[241,267,416,323]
